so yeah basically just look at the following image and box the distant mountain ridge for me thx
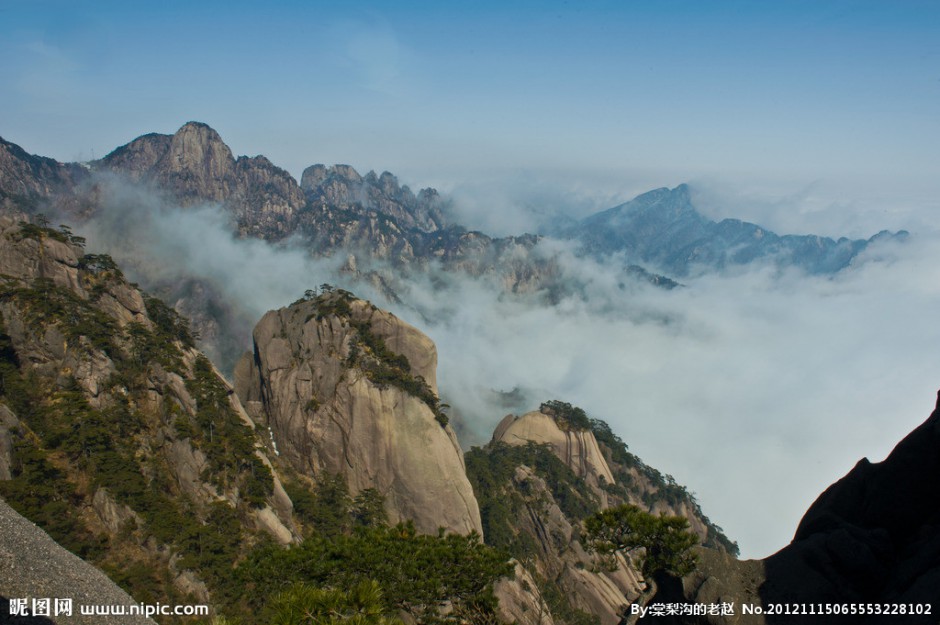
[0,122,908,376]
[572,184,902,276]
[0,122,902,282]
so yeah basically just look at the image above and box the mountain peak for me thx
[630,183,692,207]
[173,121,231,148]
[178,120,215,132]
[168,121,233,161]
[574,182,889,276]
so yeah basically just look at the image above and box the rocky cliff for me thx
[0,216,298,614]
[492,402,734,550]
[0,137,89,216]
[235,287,483,536]
[468,401,738,625]
[98,122,306,240]
[493,408,616,507]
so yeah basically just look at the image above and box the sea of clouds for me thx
[75,174,940,559]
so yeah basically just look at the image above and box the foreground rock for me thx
[0,496,157,625]
[653,390,940,624]
[756,389,940,622]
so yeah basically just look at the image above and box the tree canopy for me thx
[583,504,698,579]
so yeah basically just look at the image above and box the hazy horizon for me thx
[2,0,939,229]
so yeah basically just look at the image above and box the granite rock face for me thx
[98,122,307,240]
[235,290,483,536]
[494,409,616,506]
[0,497,159,625]
[502,464,641,625]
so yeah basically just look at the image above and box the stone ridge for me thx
[1,123,900,284]
[301,163,447,234]
[90,123,552,284]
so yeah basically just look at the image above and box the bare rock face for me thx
[98,122,306,239]
[0,497,158,625]
[235,290,483,536]
[507,466,641,625]
[494,409,615,504]
[301,164,447,234]
[0,136,89,214]
[493,561,556,625]
[157,122,237,203]
[0,220,82,292]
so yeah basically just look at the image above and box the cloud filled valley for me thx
[69,170,940,560]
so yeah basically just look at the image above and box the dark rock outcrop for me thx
[651,390,940,624]
[756,390,940,622]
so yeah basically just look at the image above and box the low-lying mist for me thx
[76,175,940,560]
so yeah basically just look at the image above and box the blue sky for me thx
[2,0,939,231]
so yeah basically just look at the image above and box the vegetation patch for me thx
[242,523,511,624]
[1,276,120,356]
[182,355,273,507]
[540,400,592,430]
[465,440,598,578]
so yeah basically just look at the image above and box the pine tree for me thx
[583,504,698,625]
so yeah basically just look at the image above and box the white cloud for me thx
[74,174,940,560]
[390,233,940,558]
